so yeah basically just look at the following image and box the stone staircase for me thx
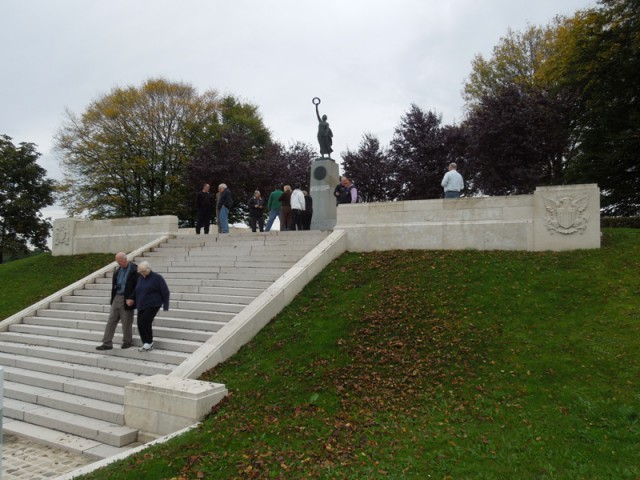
[1,230,329,457]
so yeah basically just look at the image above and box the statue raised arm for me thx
[312,97,333,158]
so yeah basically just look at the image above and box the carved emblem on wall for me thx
[54,223,70,246]
[543,195,589,235]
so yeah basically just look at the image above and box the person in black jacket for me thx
[248,190,265,232]
[195,183,213,234]
[302,190,313,230]
[96,252,138,350]
[136,261,170,352]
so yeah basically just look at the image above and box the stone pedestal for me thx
[124,375,227,437]
[310,158,339,230]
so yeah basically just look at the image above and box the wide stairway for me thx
[0,230,329,457]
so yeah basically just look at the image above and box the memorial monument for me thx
[310,97,340,230]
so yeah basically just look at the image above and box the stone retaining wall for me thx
[335,184,600,252]
[52,216,179,256]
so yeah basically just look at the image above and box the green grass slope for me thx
[14,231,640,479]
[0,253,114,320]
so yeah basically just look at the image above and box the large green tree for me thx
[547,0,640,215]
[390,105,451,200]
[55,78,221,221]
[463,23,560,109]
[183,96,289,224]
[0,135,55,264]
[462,17,580,197]
[464,85,572,196]
[342,133,400,202]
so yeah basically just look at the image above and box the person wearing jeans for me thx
[217,183,232,233]
[265,186,283,232]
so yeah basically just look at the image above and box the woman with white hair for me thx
[135,261,170,352]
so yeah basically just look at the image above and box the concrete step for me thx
[31,309,230,330]
[45,302,236,322]
[171,292,255,304]
[165,284,263,296]
[2,365,125,404]
[73,288,110,297]
[0,339,183,372]
[4,380,124,424]
[36,308,109,321]
[22,316,218,342]
[170,300,244,314]
[4,398,138,447]
[134,258,299,269]
[6,324,207,352]
[154,271,281,281]
[0,352,139,388]
[81,283,111,291]
[159,278,273,289]
[60,293,250,311]
[3,419,141,459]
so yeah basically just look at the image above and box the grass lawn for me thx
[0,253,114,320]
[5,231,639,479]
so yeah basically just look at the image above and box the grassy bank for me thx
[0,253,113,320]
[7,231,640,479]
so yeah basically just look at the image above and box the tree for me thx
[463,23,560,110]
[183,96,284,225]
[56,78,221,221]
[277,141,315,190]
[0,135,55,264]
[342,133,400,202]
[464,85,572,196]
[546,0,640,215]
[390,105,448,200]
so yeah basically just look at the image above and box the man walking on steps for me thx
[96,252,138,350]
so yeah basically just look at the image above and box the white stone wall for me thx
[335,184,600,252]
[52,216,179,256]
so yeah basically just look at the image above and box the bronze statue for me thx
[313,97,333,158]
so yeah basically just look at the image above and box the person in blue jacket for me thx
[135,261,170,352]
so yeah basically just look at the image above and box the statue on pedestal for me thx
[313,97,333,158]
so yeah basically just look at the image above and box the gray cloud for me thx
[1,0,596,185]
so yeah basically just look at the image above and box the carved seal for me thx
[543,195,589,235]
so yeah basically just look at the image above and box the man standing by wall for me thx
[338,176,358,204]
[96,252,138,350]
[441,163,464,199]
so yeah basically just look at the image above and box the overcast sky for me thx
[2,0,597,219]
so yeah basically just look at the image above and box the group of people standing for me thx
[195,182,313,234]
[195,163,462,235]
[265,185,313,232]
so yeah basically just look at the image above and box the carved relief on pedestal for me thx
[543,195,589,235]
[53,222,70,246]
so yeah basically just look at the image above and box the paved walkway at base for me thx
[2,435,94,480]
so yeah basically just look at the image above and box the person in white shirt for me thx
[441,163,464,199]
[291,186,306,231]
